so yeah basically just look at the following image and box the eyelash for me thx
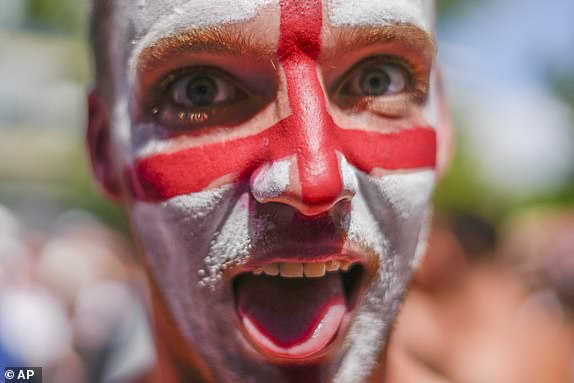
[143,67,247,128]
[336,55,422,99]
[142,55,427,129]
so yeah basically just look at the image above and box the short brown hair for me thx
[89,0,118,104]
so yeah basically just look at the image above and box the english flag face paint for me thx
[105,0,439,381]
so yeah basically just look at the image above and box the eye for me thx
[332,56,421,117]
[171,72,238,108]
[144,67,260,131]
[343,60,408,97]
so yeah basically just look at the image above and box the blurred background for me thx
[0,0,572,382]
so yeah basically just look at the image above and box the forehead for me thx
[120,0,434,49]
[125,0,277,39]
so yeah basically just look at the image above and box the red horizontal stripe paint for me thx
[130,123,436,201]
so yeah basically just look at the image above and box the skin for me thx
[87,0,450,382]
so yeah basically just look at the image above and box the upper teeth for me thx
[253,261,351,278]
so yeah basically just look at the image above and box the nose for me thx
[252,23,357,216]
[250,154,357,216]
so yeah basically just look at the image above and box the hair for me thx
[89,0,117,103]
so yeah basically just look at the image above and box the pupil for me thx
[360,69,390,96]
[186,76,217,106]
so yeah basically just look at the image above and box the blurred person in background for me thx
[0,205,146,383]
[499,208,574,317]
[86,0,451,382]
[389,214,574,383]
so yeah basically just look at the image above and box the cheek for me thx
[335,127,436,175]
[129,185,237,276]
[352,169,436,260]
[129,185,267,292]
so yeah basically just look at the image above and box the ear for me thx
[433,68,454,178]
[87,89,123,201]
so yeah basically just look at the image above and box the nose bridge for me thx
[277,0,343,208]
[249,0,346,215]
[286,59,343,207]
[250,58,352,215]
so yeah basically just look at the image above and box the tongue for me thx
[235,272,346,359]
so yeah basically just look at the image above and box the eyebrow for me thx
[137,23,434,75]
[323,24,436,62]
[137,27,276,73]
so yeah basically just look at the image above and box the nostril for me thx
[339,154,359,198]
[295,194,352,217]
[254,193,347,217]
[250,155,357,216]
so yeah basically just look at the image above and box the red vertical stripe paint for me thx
[277,0,343,205]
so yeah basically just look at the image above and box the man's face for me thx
[93,0,441,381]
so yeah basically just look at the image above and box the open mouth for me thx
[233,260,366,361]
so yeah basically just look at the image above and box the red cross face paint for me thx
[101,0,440,381]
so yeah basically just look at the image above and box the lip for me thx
[235,314,353,364]
[227,241,378,362]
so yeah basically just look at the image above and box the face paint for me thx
[126,0,276,61]
[128,0,435,203]
[130,123,435,200]
[105,0,438,381]
[329,0,434,32]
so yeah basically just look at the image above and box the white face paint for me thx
[251,157,293,202]
[101,0,438,381]
[334,169,435,382]
[131,167,435,383]
[128,0,274,36]
[329,0,434,32]
[126,0,276,72]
